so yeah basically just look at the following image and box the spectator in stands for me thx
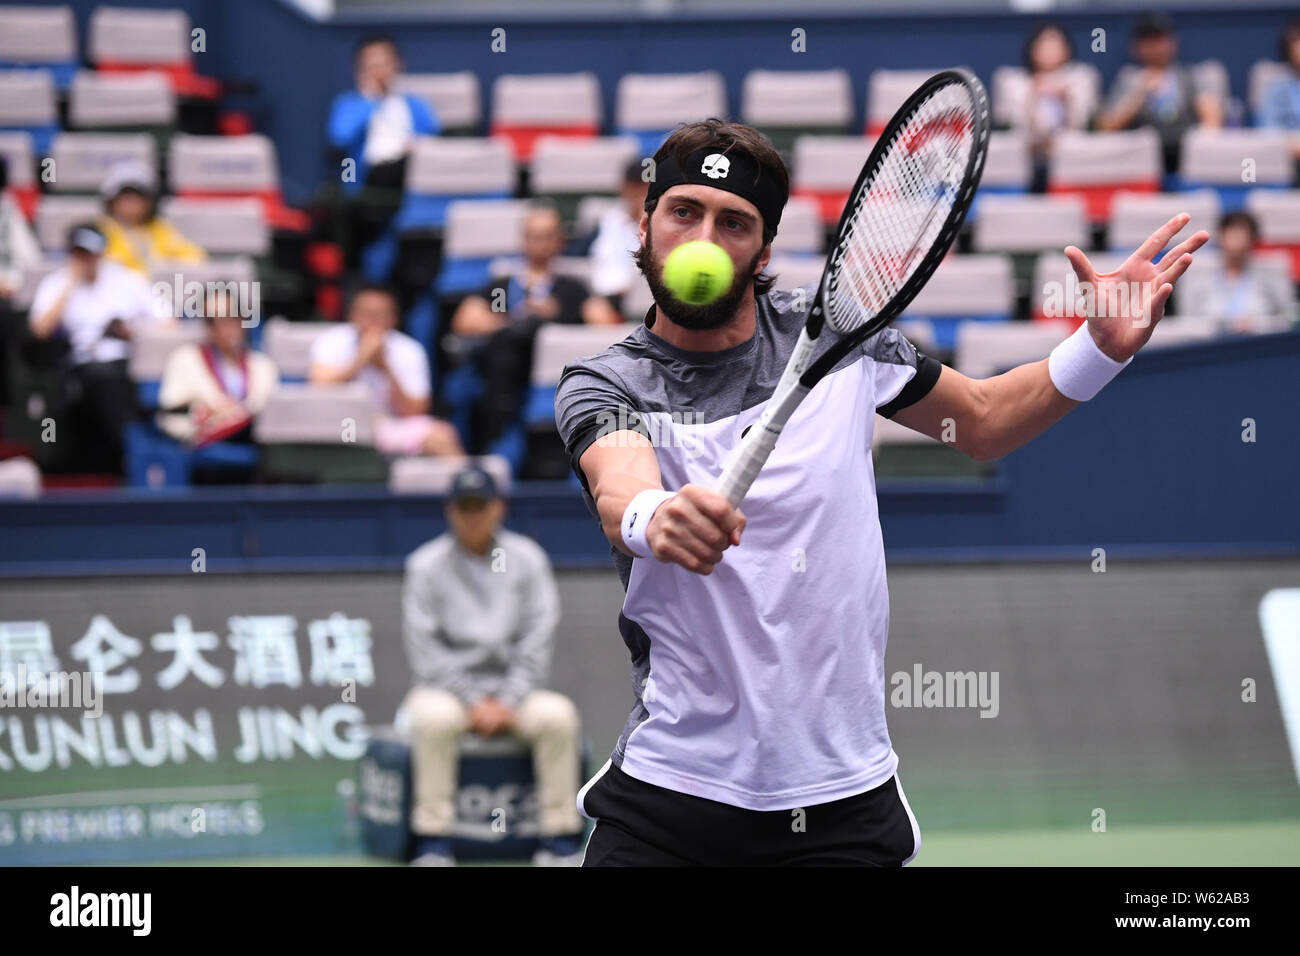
[1177,211,1296,333]
[157,288,279,454]
[28,224,172,474]
[99,161,205,275]
[452,204,620,449]
[1257,16,1300,176]
[1012,24,1094,191]
[0,159,41,307]
[309,283,463,457]
[589,159,650,309]
[401,464,583,866]
[327,34,438,192]
[1097,12,1223,174]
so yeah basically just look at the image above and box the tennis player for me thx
[554,119,1208,866]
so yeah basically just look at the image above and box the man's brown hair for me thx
[640,119,790,296]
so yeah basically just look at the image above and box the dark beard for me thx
[639,227,763,331]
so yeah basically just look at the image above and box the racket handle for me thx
[715,382,811,507]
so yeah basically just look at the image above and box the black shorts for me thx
[579,762,921,867]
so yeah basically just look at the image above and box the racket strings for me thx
[828,84,975,334]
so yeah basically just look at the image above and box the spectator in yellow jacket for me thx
[100,161,205,275]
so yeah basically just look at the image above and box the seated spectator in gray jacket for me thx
[1176,211,1296,333]
[400,465,584,866]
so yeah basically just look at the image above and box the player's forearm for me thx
[580,434,664,554]
[969,359,1078,461]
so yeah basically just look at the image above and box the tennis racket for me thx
[715,68,990,507]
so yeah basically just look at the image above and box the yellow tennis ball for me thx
[662,241,734,306]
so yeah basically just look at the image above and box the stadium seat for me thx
[865,68,942,136]
[953,319,1071,379]
[972,194,1088,255]
[902,254,1015,351]
[9,258,60,311]
[990,63,1100,132]
[0,131,38,219]
[1246,189,1300,280]
[574,195,619,243]
[768,196,824,257]
[263,319,338,383]
[88,6,220,100]
[0,69,59,155]
[1030,250,1126,325]
[489,73,602,162]
[436,199,532,296]
[124,419,261,488]
[791,135,875,225]
[389,453,512,495]
[766,254,827,293]
[254,384,387,483]
[393,72,483,135]
[160,197,271,257]
[68,70,178,131]
[148,257,260,338]
[391,136,514,233]
[168,133,308,231]
[525,323,632,429]
[615,71,728,157]
[621,274,655,321]
[1107,190,1221,255]
[1172,128,1292,212]
[1047,129,1162,223]
[0,456,41,499]
[1144,315,1221,349]
[48,132,155,194]
[969,131,1033,224]
[741,70,854,155]
[0,6,78,89]
[486,256,593,289]
[530,135,640,224]
[34,194,103,251]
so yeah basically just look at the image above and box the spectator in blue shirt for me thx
[327,34,439,193]
[1257,16,1300,179]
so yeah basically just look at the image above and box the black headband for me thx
[647,147,787,235]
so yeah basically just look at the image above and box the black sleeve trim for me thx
[877,353,943,419]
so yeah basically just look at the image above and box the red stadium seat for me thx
[1246,189,1300,280]
[1047,129,1162,223]
[490,73,601,162]
[88,7,220,100]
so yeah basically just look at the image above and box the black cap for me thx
[449,465,500,504]
[1133,12,1174,39]
[67,223,107,255]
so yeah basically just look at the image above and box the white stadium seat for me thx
[34,194,103,251]
[68,70,176,128]
[906,254,1014,318]
[404,136,513,195]
[1048,129,1162,187]
[491,72,602,126]
[1031,250,1127,319]
[262,320,337,380]
[1107,190,1221,251]
[1245,189,1300,243]
[0,70,58,128]
[766,255,827,292]
[866,69,941,133]
[389,454,512,495]
[769,196,824,257]
[741,70,854,128]
[531,323,633,386]
[982,130,1032,190]
[973,195,1088,253]
[128,320,205,381]
[442,200,532,260]
[88,6,192,65]
[1179,128,1292,186]
[792,135,875,191]
[159,198,271,256]
[254,384,375,445]
[953,320,1072,379]
[530,136,640,195]
[169,134,279,193]
[0,132,36,188]
[393,72,482,131]
[575,195,619,238]
[49,132,155,193]
[616,72,728,130]
[0,6,77,68]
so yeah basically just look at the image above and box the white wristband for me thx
[1048,323,1132,402]
[621,489,675,559]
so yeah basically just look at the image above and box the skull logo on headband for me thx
[700,153,730,180]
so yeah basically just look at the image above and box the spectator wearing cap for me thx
[588,158,650,310]
[327,33,438,193]
[1176,211,1296,333]
[1097,12,1223,174]
[1257,16,1300,177]
[400,465,584,866]
[28,223,172,473]
[99,160,205,275]
[309,283,463,457]
[157,288,279,463]
[451,204,621,451]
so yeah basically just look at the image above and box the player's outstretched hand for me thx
[647,483,746,575]
[1064,212,1210,363]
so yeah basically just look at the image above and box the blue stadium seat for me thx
[124,420,261,488]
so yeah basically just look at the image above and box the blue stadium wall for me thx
[50,0,1300,205]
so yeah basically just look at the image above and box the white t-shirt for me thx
[589,205,642,297]
[30,260,168,364]
[364,94,415,166]
[310,324,430,414]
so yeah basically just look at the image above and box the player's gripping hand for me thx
[646,483,745,575]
